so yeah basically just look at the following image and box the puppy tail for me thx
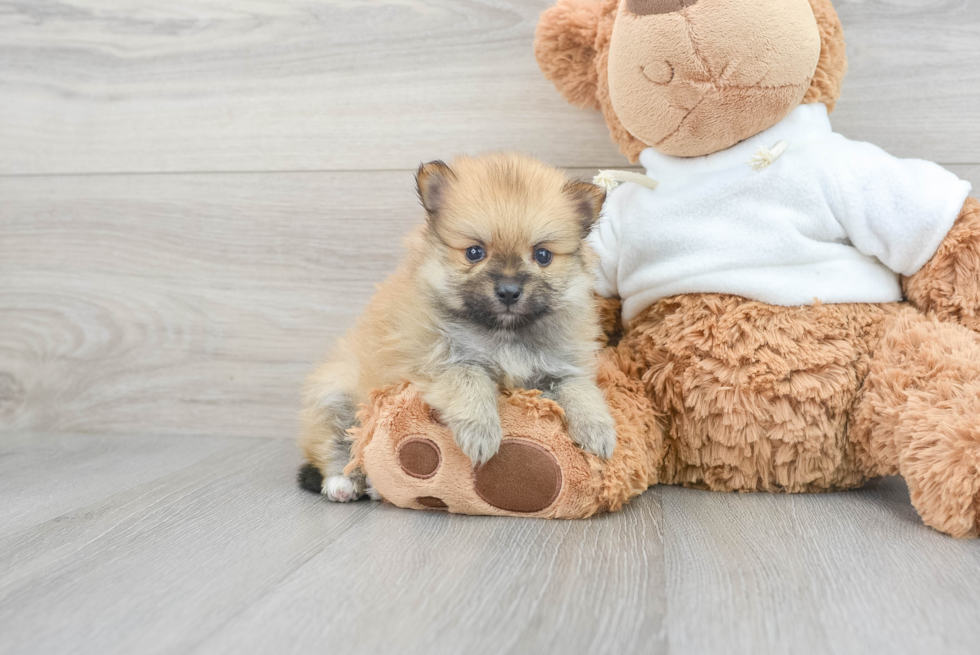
[297,462,324,494]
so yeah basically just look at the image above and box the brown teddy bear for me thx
[347,0,980,538]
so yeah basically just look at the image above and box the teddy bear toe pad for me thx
[416,496,449,509]
[398,438,441,479]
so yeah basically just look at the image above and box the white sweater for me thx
[592,103,973,323]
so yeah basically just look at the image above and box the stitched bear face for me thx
[607,0,822,157]
[535,0,847,161]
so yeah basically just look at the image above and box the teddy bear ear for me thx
[534,0,612,111]
[802,0,848,111]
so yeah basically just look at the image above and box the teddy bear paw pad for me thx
[416,496,449,509]
[398,438,441,479]
[473,440,562,513]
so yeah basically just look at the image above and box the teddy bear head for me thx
[535,0,847,160]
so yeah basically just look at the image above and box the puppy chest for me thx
[445,330,574,389]
[491,344,576,390]
[493,346,535,387]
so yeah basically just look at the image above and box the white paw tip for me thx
[323,475,355,503]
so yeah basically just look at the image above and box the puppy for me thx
[298,153,616,501]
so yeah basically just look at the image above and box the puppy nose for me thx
[495,282,522,306]
[627,0,699,15]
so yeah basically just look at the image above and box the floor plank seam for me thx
[3,162,976,180]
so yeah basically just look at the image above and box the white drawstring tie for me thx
[747,139,788,171]
[592,169,659,193]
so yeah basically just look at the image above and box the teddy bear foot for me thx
[396,437,563,513]
[899,419,980,539]
[858,312,980,538]
[351,385,608,518]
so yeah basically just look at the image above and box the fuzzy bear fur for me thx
[347,0,980,537]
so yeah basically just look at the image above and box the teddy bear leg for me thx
[851,310,980,537]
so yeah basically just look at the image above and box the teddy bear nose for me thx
[627,0,699,15]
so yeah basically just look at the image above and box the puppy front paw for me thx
[566,411,617,460]
[323,475,358,502]
[452,419,504,466]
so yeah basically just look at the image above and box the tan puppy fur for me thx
[299,153,616,502]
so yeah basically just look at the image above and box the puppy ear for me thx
[562,179,606,235]
[416,160,456,222]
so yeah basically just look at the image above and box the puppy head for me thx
[416,153,604,332]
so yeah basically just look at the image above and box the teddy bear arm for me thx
[902,197,980,332]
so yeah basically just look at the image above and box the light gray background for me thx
[1,1,979,653]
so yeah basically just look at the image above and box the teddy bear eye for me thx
[534,247,553,266]
[465,245,485,263]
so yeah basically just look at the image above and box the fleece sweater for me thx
[591,103,973,323]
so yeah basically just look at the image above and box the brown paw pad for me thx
[398,438,441,479]
[416,496,448,510]
[474,440,562,513]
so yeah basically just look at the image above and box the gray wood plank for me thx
[0,432,254,538]
[662,478,980,655]
[191,490,666,655]
[0,0,616,175]
[0,170,421,439]
[0,0,977,175]
[0,436,372,655]
[1,433,978,655]
[0,434,667,655]
[831,0,980,164]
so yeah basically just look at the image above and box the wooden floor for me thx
[2,1,980,653]
[2,435,980,655]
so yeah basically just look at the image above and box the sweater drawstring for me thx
[592,170,659,193]
[594,139,789,192]
[747,140,788,171]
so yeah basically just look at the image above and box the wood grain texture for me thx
[0,436,373,655]
[662,479,980,655]
[0,432,252,538]
[0,170,420,438]
[195,489,666,655]
[0,0,978,175]
[1,435,978,655]
[0,434,667,655]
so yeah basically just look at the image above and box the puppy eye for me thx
[534,247,553,266]
[465,245,485,263]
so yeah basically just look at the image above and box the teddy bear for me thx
[345,0,980,538]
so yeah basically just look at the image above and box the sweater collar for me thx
[639,103,833,178]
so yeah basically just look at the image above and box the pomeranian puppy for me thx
[298,153,616,501]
